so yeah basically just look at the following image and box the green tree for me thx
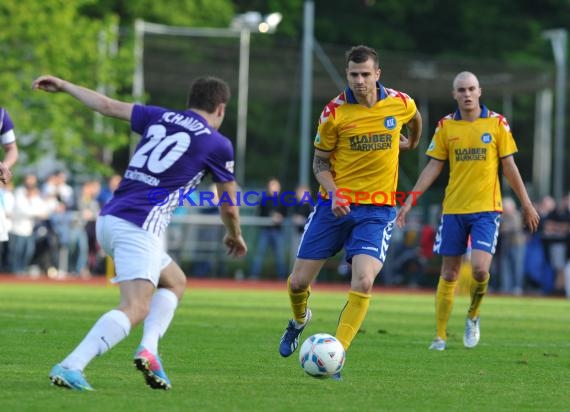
[79,0,235,26]
[0,0,130,176]
[1,0,236,178]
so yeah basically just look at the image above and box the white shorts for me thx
[96,215,172,286]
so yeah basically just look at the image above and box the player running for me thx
[33,74,247,390]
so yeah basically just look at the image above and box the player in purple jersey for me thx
[0,108,19,241]
[33,74,248,391]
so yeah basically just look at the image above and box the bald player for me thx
[397,71,539,351]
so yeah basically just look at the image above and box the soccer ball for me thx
[299,333,345,377]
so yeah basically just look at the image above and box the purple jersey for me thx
[101,104,235,236]
[0,108,16,145]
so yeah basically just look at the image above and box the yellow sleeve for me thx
[496,116,518,157]
[425,120,448,160]
[402,97,417,124]
[314,109,338,151]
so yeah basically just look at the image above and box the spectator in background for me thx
[541,194,570,295]
[497,197,526,295]
[94,174,121,273]
[42,170,74,209]
[390,222,424,287]
[0,107,19,244]
[419,222,436,262]
[31,192,61,277]
[289,184,313,263]
[524,195,556,294]
[0,182,14,271]
[9,174,47,274]
[555,195,570,299]
[68,180,101,277]
[564,216,570,299]
[538,195,556,219]
[40,169,75,277]
[97,174,122,207]
[250,177,288,280]
[191,183,224,277]
[47,196,71,277]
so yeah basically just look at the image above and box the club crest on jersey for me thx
[384,116,396,130]
[481,133,492,144]
[314,133,321,144]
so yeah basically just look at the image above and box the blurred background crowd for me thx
[3,173,569,299]
[0,172,120,279]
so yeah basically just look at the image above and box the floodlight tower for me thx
[231,12,283,184]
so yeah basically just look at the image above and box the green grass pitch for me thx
[1,281,569,411]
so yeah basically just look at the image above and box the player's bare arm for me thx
[216,181,248,257]
[500,155,540,233]
[0,141,18,184]
[400,111,423,151]
[32,75,133,121]
[396,158,444,228]
[313,149,350,217]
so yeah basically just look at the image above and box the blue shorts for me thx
[433,212,501,256]
[297,200,396,263]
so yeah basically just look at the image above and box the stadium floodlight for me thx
[231,11,283,33]
[260,13,283,33]
[229,12,282,184]
[542,28,567,200]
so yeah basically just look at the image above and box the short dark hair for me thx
[186,76,231,113]
[345,45,379,68]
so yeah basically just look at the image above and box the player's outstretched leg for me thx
[279,309,312,357]
[133,346,172,390]
[49,364,94,391]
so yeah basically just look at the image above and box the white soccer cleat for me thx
[463,316,480,348]
[428,337,446,351]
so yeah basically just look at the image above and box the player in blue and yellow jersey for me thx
[278,45,422,378]
[397,71,539,351]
